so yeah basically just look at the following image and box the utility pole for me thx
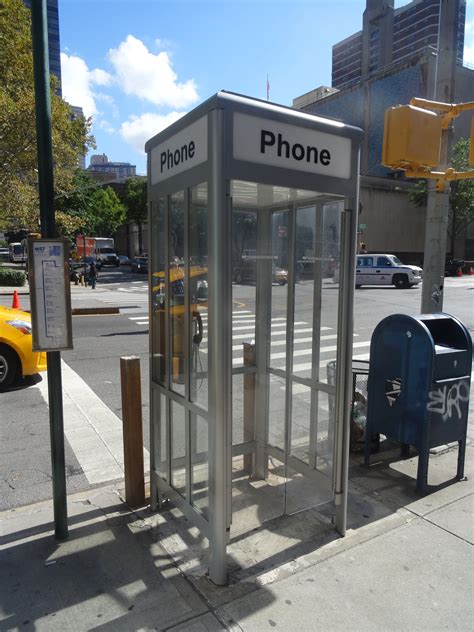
[31,0,68,540]
[420,0,458,313]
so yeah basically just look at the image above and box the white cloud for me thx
[60,53,113,117]
[96,119,117,134]
[120,111,186,154]
[108,35,198,109]
[90,68,113,86]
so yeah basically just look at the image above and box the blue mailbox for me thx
[365,313,472,493]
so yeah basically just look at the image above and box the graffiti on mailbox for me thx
[426,380,469,422]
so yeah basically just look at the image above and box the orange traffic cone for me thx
[12,290,21,309]
[469,267,474,276]
[456,266,463,277]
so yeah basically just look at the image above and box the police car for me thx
[355,254,422,288]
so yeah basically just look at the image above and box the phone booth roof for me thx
[145,91,363,197]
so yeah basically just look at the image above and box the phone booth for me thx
[146,92,362,585]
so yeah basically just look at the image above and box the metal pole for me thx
[420,176,450,314]
[420,0,457,313]
[208,108,230,585]
[334,192,359,536]
[31,0,68,539]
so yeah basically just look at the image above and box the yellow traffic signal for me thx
[382,105,442,170]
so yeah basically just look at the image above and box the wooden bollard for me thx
[120,356,145,507]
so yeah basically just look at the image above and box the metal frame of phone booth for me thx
[146,91,362,585]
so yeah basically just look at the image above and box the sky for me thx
[58,0,474,175]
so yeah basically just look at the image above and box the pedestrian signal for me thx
[382,105,442,170]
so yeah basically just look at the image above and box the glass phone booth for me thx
[146,92,362,585]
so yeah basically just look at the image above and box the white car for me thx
[355,254,422,288]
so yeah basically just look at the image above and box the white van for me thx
[355,254,422,288]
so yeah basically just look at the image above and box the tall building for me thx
[293,0,473,260]
[87,154,136,183]
[23,0,62,94]
[332,0,466,89]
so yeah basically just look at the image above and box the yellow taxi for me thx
[0,305,47,390]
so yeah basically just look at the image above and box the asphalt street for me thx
[1,267,472,511]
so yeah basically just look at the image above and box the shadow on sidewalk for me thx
[1,492,276,630]
[143,439,472,609]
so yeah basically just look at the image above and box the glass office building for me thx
[24,0,62,95]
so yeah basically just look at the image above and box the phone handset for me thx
[192,310,203,346]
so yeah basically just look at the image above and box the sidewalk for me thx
[0,282,118,313]
[2,440,473,631]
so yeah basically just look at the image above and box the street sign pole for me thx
[420,0,457,313]
[31,0,68,540]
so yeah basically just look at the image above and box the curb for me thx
[71,307,120,315]
[0,290,29,296]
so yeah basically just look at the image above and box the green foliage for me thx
[87,187,126,236]
[0,0,95,230]
[55,171,126,238]
[124,177,147,225]
[408,138,474,248]
[0,268,26,287]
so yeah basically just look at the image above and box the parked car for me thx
[355,254,422,288]
[233,259,288,285]
[0,306,47,389]
[334,254,422,288]
[0,247,9,261]
[83,256,102,271]
[118,255,131,266]
[445,257,464,277]
[131,256,148,273]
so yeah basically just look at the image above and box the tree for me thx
[87,187,126,236]
[409,138,474,255]
[0,0,95,231]
[123,177,147,253]
[124,177,147,224]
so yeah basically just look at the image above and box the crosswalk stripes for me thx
[126,309,372,374]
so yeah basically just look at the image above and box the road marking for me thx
[35,361,149,485]
[229,334,340,352]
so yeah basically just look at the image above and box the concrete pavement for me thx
[1,442,473,631]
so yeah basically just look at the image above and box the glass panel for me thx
[230,180,344,534]
[154,392,168,481]
[170,191,185,394]
[191,414,209,519]
[268,210,289,374]
[293,205,317,381]
[151,197,166,384]
[267,374,286,450]
[317,390,335,477]
[231,209,257,370]
[231,454,285,536]
[171,401,186,496]
[317,202,343,384]
[189,183,208,409]
[289,382,312,464]
[286,387,334,515]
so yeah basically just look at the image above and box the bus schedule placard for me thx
[28,238,73,351]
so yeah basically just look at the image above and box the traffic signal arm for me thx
[410,98,474,130]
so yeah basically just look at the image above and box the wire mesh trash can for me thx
[327,359,371,451]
